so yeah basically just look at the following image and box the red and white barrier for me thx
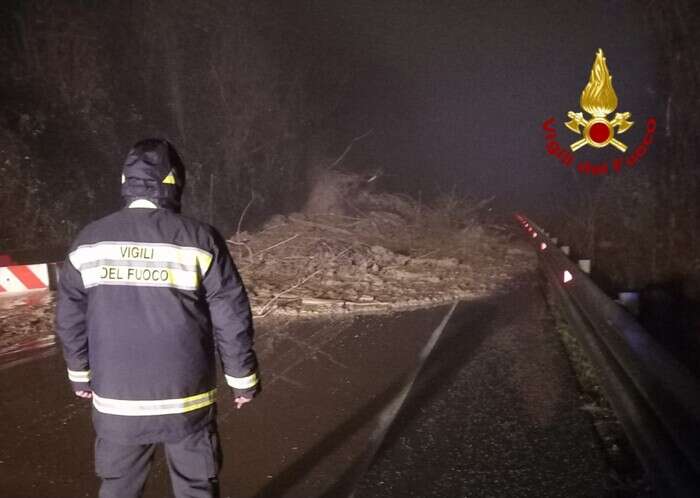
[0,264,51,294]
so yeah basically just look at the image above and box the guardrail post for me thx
[617,292,640,316]
[578,259,591,274]
[48,262,62,290]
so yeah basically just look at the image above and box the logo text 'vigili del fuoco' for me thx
[542,49,656,176]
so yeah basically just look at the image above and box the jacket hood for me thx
[121,139,186,212]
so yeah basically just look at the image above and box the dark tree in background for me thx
[647,1,700,289]
[547,0,699,301]
[0,0,357,250]
[0,0,698,308]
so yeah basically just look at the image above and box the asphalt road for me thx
[0,274,607,498]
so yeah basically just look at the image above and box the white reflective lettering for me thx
[70,242,212,291]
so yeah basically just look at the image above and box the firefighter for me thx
[55,139,260,498]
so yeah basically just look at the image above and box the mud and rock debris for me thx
[229,194,535,316]
[0,193,536,354]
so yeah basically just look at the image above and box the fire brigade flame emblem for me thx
[565,49,633,152]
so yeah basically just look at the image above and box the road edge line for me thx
[348,301,458,497]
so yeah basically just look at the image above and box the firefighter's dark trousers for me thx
[95,422,222,498]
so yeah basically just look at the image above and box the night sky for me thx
[0,0,676,252]
[306,0,662,216]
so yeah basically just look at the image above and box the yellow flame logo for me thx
[565,49,633,152]
[581,49,618,118]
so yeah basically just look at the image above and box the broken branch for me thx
[257,234,300,255]
[327,129,374,170]
[236,191,256,237]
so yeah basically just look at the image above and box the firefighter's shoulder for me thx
[161,210,222,250]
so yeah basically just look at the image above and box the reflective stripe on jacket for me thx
[56,202,259,444]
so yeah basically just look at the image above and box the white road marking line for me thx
[349,301,459,497]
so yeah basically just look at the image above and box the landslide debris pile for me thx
[0,186,536,354]
[229,189,535,317]
[0,292,54,359]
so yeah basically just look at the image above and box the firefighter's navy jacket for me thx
[56,139,259,444]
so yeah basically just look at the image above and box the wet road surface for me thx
[352,278,608,497]
[0,275,607,497]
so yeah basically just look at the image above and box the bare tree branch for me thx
[327,129,374,170]
[237,191,256,237]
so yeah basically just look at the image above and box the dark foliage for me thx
[545,0,699,306]
[0,0,355,250]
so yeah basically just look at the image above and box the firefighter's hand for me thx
[75,390,93,399]
[234,396,251,409]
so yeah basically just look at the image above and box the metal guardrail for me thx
[0,245,64,295]
[516,215,700,497]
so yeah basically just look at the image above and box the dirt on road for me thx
[0,189,535,356]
